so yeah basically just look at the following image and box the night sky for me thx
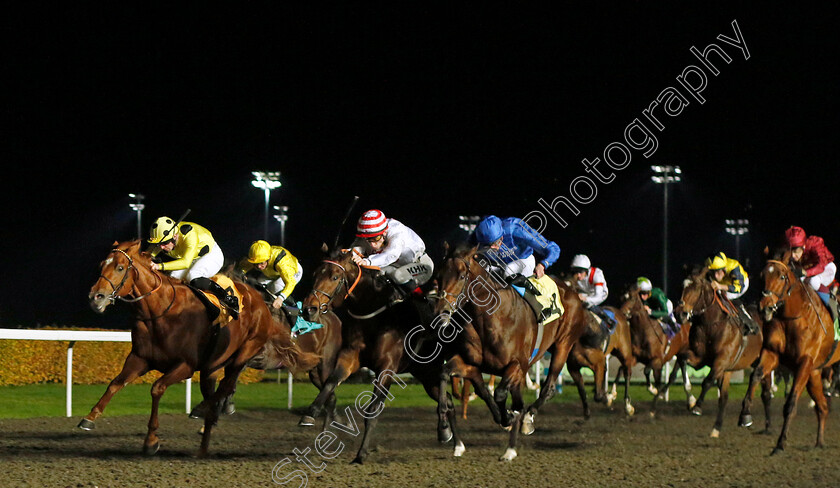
[2,5,837,328]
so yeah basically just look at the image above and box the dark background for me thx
[1,5,836,328]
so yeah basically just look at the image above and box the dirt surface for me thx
[1,397,839,488]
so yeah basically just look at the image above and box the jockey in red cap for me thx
[785,226,837,324]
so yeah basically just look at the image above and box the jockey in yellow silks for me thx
[147,216,239,318]
[706,252,756,334]
[239,240,303,310]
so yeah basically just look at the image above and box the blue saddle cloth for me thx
[290,301,324,337]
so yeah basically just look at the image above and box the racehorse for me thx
[299,246,480,464]
[434,242,587,461]
[566,306,636,418]
[84,240,319,456]
[671,267,768,438]
[738,251,840,454]
[620,285,696,413]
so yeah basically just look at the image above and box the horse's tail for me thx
[250,316,322,373]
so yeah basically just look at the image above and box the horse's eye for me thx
[332,275,339,281]
[117,265,125,272]
[459,274,466,280]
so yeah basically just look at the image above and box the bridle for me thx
[761,259,794,311]
[98,248,175,320]
[99,248,163,304]
[309,250,367,315]
[438,256,474,311]
[680,278,712,322]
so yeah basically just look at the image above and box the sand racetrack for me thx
[1,396,839,488]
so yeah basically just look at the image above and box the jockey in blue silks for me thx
[474,215,561,283]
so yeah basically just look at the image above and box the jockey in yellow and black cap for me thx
[706,252,756,334]
[147,216,239,318]
[239,240,303,310]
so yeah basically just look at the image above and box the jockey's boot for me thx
[191,277,239,320]
[400,279,435,326]
[506,274,541,296]
[591,305,617,332]
[736,302,758,335]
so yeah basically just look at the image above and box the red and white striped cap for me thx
[356,209,389,238]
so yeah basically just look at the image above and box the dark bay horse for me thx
[299,247,473,464]
[567,306,636,418]
[738,254,840,454]
[84,240,319,456]
[670,268,768,438]
[434,243,587,461]
[620,286,695,413]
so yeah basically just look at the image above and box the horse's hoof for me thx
[77,418,95,431]
[759,428,773,436]
[222,401,236,416]
[499,448,517,462]
[738,414,753,428]
[625,404,635,416]
[143,441,160,456]
[649,411,656,419]
[710,428,720,438]
[298,415,316,427]
[197,425,205,435]
[438,425,453,443]
[687,395,697,409]
[520,413,535,436]
[189,404,206,419]
[691,406,702,416]
[350,456,365,465]
[453,441,466,457]
[770,447,784,456]
[648,386,659,396]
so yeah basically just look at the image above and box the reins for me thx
[100,248,176,321]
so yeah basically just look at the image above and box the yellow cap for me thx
[148,216,177,244]
[248,240,271,263]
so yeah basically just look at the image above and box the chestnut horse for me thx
[299,247,483,464]
[620,286,696,413]
[738,253,840,454]
[567,307,636,418]
[671,268,769,438]
[434,243,587,461]
[84,240,318,456]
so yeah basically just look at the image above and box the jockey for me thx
[474,215,560,280]
[706,252,756,334]
[785,226,838,324]
[570,254,617,329]
[636,276,678,337]
[239,239,303,310]
[147,216,239,318]
[351,209,434,301]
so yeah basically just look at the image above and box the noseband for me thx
[309,251,368,314]
[761,259,794,309]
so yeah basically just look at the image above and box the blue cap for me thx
[475,215,504,245]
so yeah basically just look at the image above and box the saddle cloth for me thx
[526,275,564,324]
[197,275,243,327]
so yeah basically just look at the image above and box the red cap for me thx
[356,209,389,238]
[785,226,807,248]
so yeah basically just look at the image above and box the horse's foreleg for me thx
[589,350,607,404]
[501,363,526,461]
[352,372,396,464]
[773,360,813,455]
[145,362,193,456]
[623,361,634,416]
[739,349,778,429]
[649,361,664,416]
[302,348,360,425]
[568,364,590,420]
[199,362,247,458]
[805,368,828,448]
[711,371,732,438]
[692,368,716,416]
[79,353,148,430]
[437,361,456,443]
[188,370,219,420]
[680,360,696,409]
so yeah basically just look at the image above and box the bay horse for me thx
[84,240,319,456]
[620,286,696,414]
[671,268,769,438]
[299,246,483,464]
[738,252,840,454]
[434,243,587,461]
[566,306,636,418]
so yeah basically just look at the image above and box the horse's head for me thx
[88,240,148,313]
[301,246,361,321]
[434,242,480,316]
[618,283,642,320]
[676,267,711,323]
[760,252,795,322]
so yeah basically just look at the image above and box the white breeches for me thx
[807,262,837,291]
[724,276,749,301]
[258,262,304,298]
[502,255,536,278]
[169,245,224,282]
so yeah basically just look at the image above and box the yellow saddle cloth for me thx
[198,275,243,327]
[527,275,564,324]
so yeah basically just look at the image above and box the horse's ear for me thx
[112,241,119,247]
[443,241,450,255]
[763,246,770,256]
[321,242,329,254]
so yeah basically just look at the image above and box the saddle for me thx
[509,274,564,324]
[189,275,243,327]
